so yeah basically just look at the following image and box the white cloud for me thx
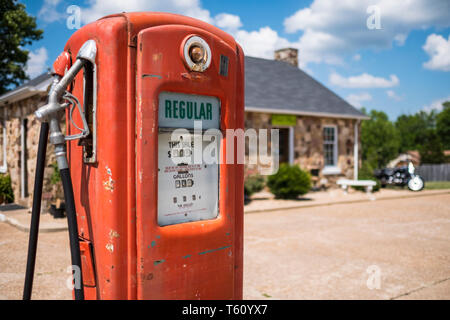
[346,92,372,108]
[329,72,399,88]
[353,54,361,61]
[423,33,450,72]
[79,0,214,25]
[214,13,242,33]
[25,47,48,78]
[38,0,64,23]
[386,90,402,101]
[283,0,450,68]
[233,27,293,60]
[423,96,450,113]
[394,33,407,46]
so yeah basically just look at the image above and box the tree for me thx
[436,101,450,150]
[361,109,400,169]
[419,129,445,164]
[0,0,43,95]
[395,110,437,152]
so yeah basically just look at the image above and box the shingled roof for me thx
[245,56,368,119]
[0,72,52,106]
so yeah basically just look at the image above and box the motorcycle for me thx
[374,162,425,191]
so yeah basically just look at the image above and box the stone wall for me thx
[293,116,360,184]
[244,111,361,185]
[2,94,64,208]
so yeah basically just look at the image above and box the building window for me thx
[323,125,340,174]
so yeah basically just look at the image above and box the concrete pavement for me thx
[243,193,450,299]
[0,191,449,299]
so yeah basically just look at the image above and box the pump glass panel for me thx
[158,92,220,226]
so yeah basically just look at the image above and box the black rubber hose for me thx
[60,167,84,300]
[23,122,49,300]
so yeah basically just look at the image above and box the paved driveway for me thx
[243,193,450,299]
[0,193,449,299]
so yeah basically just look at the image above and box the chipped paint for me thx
[142,74,163,80]
[152,53,162,61]
[103,166,115,192]
[109,230,119,239]
[151,241,156,248]
[140,273,153,281]
[106,243,114,253]
[182,254,191,259]
[154,259,165,266]
[198,245,231,255]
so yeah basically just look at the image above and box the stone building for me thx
[0,73,64,207]
[0,48,367,207]
[245,48,368,185]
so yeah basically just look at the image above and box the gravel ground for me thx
[244,193,450,299]
[0,223,72,300]
[0,193,449,300]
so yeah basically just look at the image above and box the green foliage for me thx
[395,111,437,152]
[50,162,61,184]
[0,0,43,94]
[353,162,380,192]
[267,164,311,199]
[361,110,400,169]
[361,101,449,169]
[0,174,14,204]
[436,102,450,150]
[418,129,445,164]
[244,174,265,197]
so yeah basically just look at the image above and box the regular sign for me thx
[158,91,220,129]
[157,92,220,226]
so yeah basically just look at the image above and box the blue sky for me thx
[20,0,450,120]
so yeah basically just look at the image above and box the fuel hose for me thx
[23,122,49,300]
[60,167,84,300]
[23,123,85,300]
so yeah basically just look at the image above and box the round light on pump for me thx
[189,45,205,64]
[182,36,211,72]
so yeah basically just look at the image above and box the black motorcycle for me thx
[374,163,425,191]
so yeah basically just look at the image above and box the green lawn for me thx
[424,181,450,190]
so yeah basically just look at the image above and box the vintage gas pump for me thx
[23,12,244,300]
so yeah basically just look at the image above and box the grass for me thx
[424,181,450,190]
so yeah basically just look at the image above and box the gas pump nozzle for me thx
[35,39,96,169]
[24,40,97,300]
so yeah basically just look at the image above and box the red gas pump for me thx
[23,12,244,300]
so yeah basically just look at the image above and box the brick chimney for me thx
[274,48,298,67]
